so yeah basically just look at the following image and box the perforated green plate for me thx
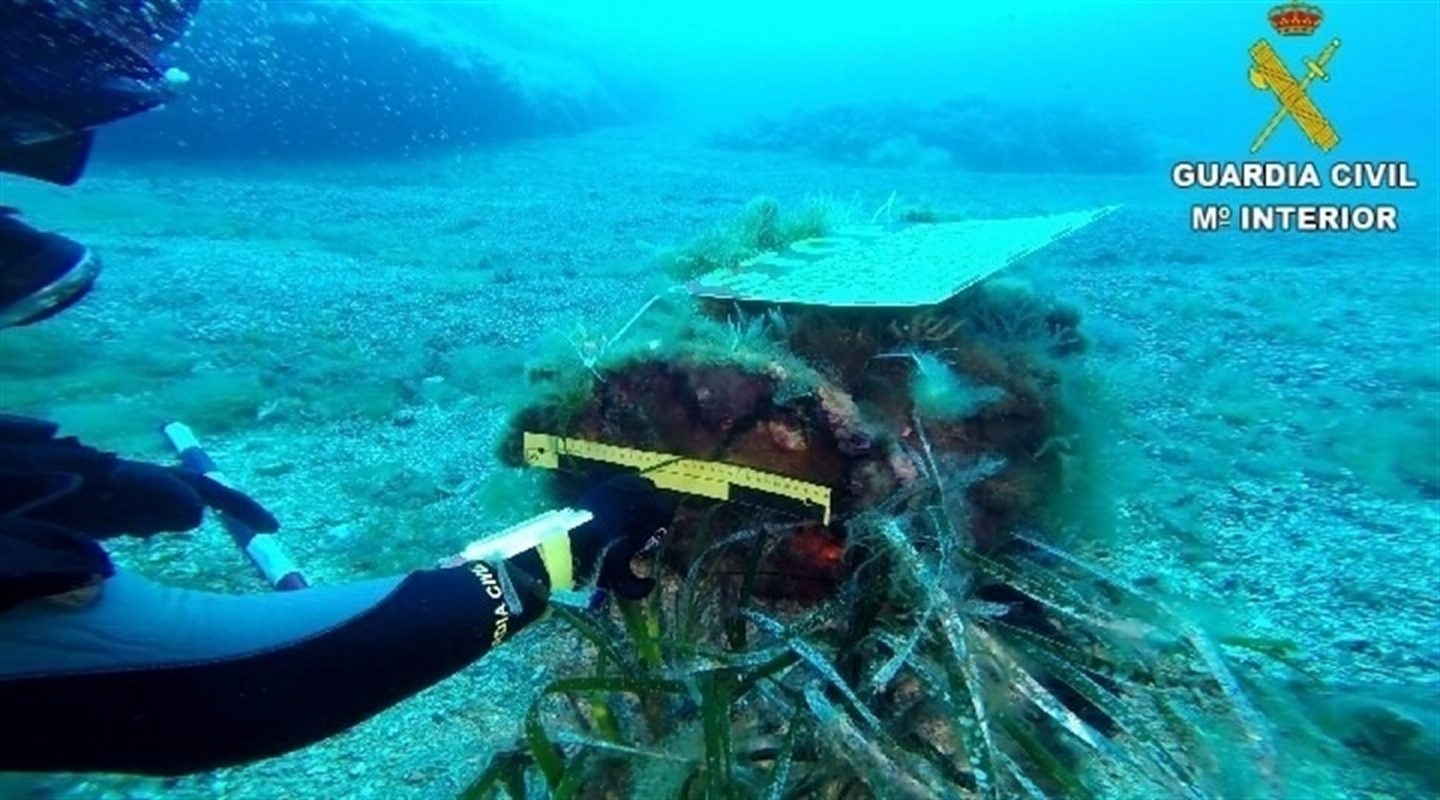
[688,206,1118,308]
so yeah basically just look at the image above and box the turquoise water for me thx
[100,1,1440,170]
[2,1,1437,799]
[524,0,1440,165]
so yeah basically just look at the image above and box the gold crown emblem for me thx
[1269,1,1323,36]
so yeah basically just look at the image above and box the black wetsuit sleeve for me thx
[0,554,550,776]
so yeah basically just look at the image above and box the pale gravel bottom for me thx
[1,127,1435,799]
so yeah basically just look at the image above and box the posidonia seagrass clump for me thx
[462,448,1309,799]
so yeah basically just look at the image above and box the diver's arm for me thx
[0,556,551,777]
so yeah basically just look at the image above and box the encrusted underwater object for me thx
[479,205,1300,799]
[500,207,1112,598]
[501,279,1088,599]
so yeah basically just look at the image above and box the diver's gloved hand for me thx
[569,474,677,600]
[0,414,279,539]
[0,514,114,611]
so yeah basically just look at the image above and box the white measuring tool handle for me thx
[458,508,594,564]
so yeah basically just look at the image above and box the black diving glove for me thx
[0,514,114,611]
[0,414,278,539]
[568,474,678,601]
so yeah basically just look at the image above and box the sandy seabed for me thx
[2,127,1436,799]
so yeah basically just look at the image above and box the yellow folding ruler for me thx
[523,432,833,524]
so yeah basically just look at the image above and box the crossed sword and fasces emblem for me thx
[1248,37,1342,153]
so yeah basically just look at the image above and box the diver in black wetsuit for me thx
[0,0,678,776]
[0,439,673,776]
[0,0,201,325]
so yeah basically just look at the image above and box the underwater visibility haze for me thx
[0,1,1436,799]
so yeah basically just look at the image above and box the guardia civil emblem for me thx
[1248,1,1342,153]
